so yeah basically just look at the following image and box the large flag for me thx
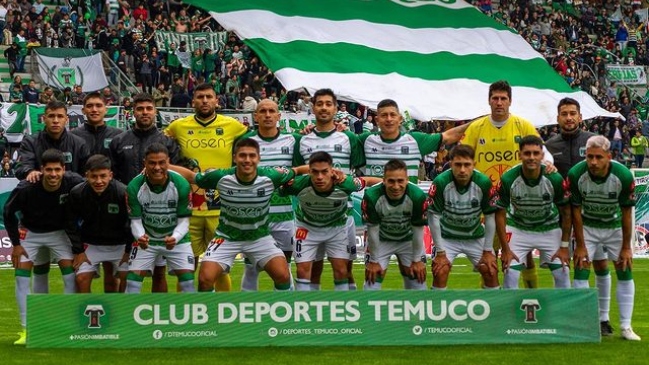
[34,48,108,92]
[184,0,620,125]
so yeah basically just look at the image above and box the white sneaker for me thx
[621,328,641,341]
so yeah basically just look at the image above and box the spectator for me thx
[70,85,86,105]
[630,129,648,168]
[38,86,57,104]
[22,80,39,103]
[10,84,23,103]
[152,82,170,107]
[0,161,14,177]
[3,42,18,77]
[101,87,118,106]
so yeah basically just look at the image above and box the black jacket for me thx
[66,179,133,254]
[3,173,84,246]
[108,127,180,184]
[71,123,124,157]
[545,129,596,177]
[15,130,90,180]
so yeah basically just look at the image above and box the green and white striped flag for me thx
[184,0,620,125]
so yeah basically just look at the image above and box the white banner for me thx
[35,49,108,92]
[278,111,316,133]
[606,65,647,85]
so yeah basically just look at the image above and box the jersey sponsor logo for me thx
[107,203,119,214]
[478,138,486,145]
[295,227,309,240]
[471,198,479,208]
[223,206,264,218]
[143,214,176,227]
[179,138,227,149]
[257,188,266,197]
[216,128,224,135]
[334,144,342,152]
[520,299,541,324]
[369,164,384,176]
[401,146,409,154]
[281,147,290,154]
[168,200,177,208]
[478,150,519,163]
[187,130,194,135]
[84,305,106,329]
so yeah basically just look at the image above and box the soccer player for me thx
[109,93,180,293]
[428,145,499,290]
[67,155,132,293]
[4,149,84,345]
[360,98,469,288]
[569,135,641,341]
[281,151,381,291]
[294,88,365,290]
[15,100,90,182]
[71,92,124,292]
[496,135,571,289]
[13,100,89,301]
[170,138,298,292]
[460,80,554,288]
[544,98,616,335]
[165,83,248,292]
[72,92,123,156]
[362,159,428,290]
[125,143,195,294]
[239,99,301,290]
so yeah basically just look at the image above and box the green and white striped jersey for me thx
[280,175,365,228]
[195,167,295,241]
[360,132,442,183]
[127,171,192,245]
[293,129,365,174]
[496,164,568,232]
[362,182,427,242]
[568,160,635,229]
[428,169,496,239]
[244,130,301,224]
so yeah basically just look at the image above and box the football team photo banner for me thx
[35,48,109,92]
[28,290,599,348]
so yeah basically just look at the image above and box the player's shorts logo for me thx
[295,227,308,240]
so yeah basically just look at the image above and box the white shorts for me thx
[583,225,624,262]
[346,216,358,260]
[366,240,424,270]
[270,221,295,252]
[20,229,73,265]
[507,226,562,266]
[313,216,356,261]
[202,235,284,272]
[128,243,194,273]
[77,244,126,275]
[293,223,348,264]
[438,237,491,267]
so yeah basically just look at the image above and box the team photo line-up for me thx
[3,80,640,345]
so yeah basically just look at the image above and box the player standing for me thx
[362,159,428,290]
[496,135,571,289]
[569,135,641,341]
